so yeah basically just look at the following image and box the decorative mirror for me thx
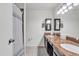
[45,18,51,31]
[54,19,61,31]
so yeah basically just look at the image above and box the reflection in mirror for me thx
[45,18,51,31]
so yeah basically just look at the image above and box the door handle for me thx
[8,39,15,45]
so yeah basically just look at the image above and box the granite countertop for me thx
[44,34,79,56]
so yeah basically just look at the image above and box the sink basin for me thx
[60,44,79,54]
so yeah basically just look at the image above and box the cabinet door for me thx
[47,42,53,56]
[13,17,23,56]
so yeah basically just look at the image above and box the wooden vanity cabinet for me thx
[44,33,64,56]
[47,41,53,56]
[44,36,47,49]
[44,35,53,56]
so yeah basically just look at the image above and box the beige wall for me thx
[26,9,53,46]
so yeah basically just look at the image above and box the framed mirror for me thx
[54,19,61,31]
[45,18,51,31]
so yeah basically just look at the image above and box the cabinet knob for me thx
[8,39,15,45]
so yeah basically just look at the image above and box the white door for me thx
[0,4,13,56]
[13,17,23,56]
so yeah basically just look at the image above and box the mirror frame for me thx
[45,18,52,31]
[54,18,61,31]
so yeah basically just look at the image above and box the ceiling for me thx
[15,3,24,9]
[26,3,60,11]
[15,3,60,11]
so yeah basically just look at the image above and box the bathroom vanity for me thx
[44,32,79,56]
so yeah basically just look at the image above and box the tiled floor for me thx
[26,46,38,56]
[26,46,49,56]
[37,46,49,56]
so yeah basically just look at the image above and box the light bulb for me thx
[57,11,60,15]
[68,6,73,10]
[57,8,63,15]
[62,5,67,9]
[64,9,68,13]
[61,11,64,14]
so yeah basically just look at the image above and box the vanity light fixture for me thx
[57,3,78,15]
